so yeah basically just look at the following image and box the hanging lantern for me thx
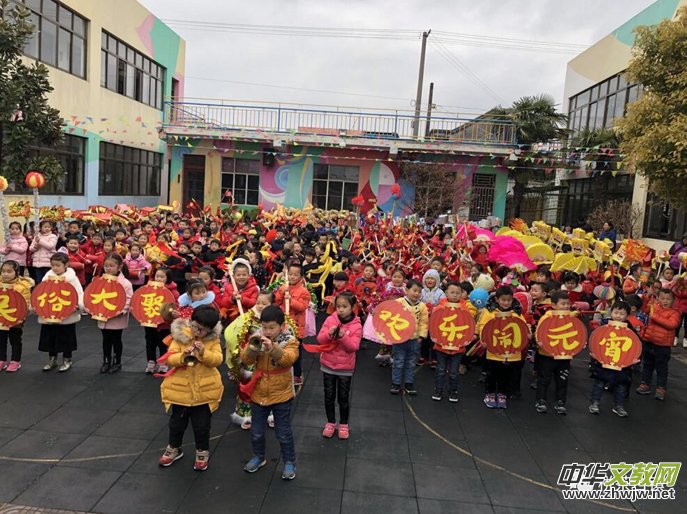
[480,313,529,361]
[0,176,8,192]
[588,322,642,370]
[372,300,416,345]
[131,281,176,327]
[429,306,475,352]
[0,286,29,330]
[25,171,46,189]
[84,275,127,322]
[535,312,588,359]
[31,278,79,323]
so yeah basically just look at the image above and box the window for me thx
[99,142,161,196]
[643,193,687,241]
[101,31,164,109]
[561,175,635,226]
[221,158,260,205]
[469,173,496,220]
[312,164,359,210]
[11,0,88,78]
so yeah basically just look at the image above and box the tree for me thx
[617,6,687,210]
[400,161,470,219]
[586,200,642,239]
[490,95,568,217]
[568,127,622,205]
[0,0,64,187]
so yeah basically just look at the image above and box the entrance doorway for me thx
[183,155,205,208]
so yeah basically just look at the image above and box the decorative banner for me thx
[481,312,530,361]
[0,286,28,330]
[31,278,79,323]
[131,281,175,327]
[84,275,126,322]
[429,305,475,351]
[589,322,642,370]
[372,300,416,345]
[535,312,588,360]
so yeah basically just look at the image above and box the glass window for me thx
[26,0,41,11]
[71,35,84,77]
[590,85,599,102]
[72,16,84,36]
[125,63,135,97]
[117,59,126,95]
[617,73,627,91]
[57,26,70,70]
[42,0,57,20]
[40,19,57,65]
[58,5,71,27]
[220,158,261,205]
[614,92,626,119]
[24,12,40,57]
[98,142,161,196]
[578,106,588,131]
[309,164,359,210]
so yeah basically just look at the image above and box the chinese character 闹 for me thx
[493,322,523,351]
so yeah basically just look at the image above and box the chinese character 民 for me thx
[91,288,119,311]
[379,310,410,341]
[141,292,164,319]
[547,321,582,351]
[0,294,18,323]
[438,314,469,346]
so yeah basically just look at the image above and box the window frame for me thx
[98,142,162,196]
[311,164,360,211]
[220,157,260,205]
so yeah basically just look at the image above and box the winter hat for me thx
[422,268,441,287]
[231,257,252,275]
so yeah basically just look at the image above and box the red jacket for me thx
[326,282,358,315]
[673,287,687,314]
[66,248,88,285]
[317,313,362,372]
[644,305,681,346]
[80,240,104,275]
[219,276,259,322]
[274,281,311,338]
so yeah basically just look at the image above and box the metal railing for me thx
[163,100,516,146]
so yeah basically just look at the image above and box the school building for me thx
[3,0,185,209]
[562,0,687,250]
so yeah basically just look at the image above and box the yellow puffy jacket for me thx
[395,297,429,340]
[476,309,529,362]
[6,275,35,305]
[160,318,224,412]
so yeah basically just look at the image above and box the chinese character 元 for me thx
[547,321,582,351]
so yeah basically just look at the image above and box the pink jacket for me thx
[29,233,58,268]
[97,272,134,330]
[124,254,152,285]
[0,234,29,266]
[316,313,362,373]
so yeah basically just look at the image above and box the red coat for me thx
[80,240,104,275]
[673,287,687,314]
[644,305,681,346]
[219,276,259,322]
[66,248,88,285]
[274,281,311,338]
[317,313,362,372]
[326,282,357,315]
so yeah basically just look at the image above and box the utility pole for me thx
[413,29,431,138]
[424,82,434,138]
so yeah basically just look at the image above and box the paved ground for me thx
[0,318,685,514]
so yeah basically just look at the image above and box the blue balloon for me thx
[469,288,489,309]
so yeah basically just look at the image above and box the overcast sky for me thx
[139,0,655,116]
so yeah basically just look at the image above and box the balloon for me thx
[469,288,489,309]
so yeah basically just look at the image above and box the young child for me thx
[0,260,34,372]
[30,220,58,284]
[316,292,362,439]
[241,305,299,480]
[158,305,223,472]
[80,231,104,281]
[390,279,429,395]
[476,286,529,409]
[622,264,642,296]
[274,261,311,386]
[124,243,152,290]
[198,266,223,304]
[370,268,407,366]
[98,253,134,374]
[659,267,676,289]
[419,269,446,365]
[61,234,89,286]
[0,222,29,276]
[589,302,635,417]
[431,282,468,402]
[177,281,218,319]
[534,290,573,415]
[561,271,591,311]
[636,289,681,400]
[220,259,259,323]
[355,264,378,316]
[38,253,84,372]
[145,267,179,374]
[165,242,192,294]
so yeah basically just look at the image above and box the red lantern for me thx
[391,183,402,200]
[351,195,365,207]
[480,313,530,361]
[25,171,46,189]
[131,281,176,327]
[588,322,642,370]
[535,312,588,359]
[31,278,79,323]
[372,300,416,345]
[84,275,127,322]
[429,305,475,352]
[0,286,29,330]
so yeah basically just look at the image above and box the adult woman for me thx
[669,233,687,271]
[598,222,617,249]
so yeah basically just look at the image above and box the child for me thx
[202,238,225,279]
[636,289,681,400]
[177,281,218,319]
[165,242,192,294]
[62,234,89,286]
[30,220,58,284]
[534,290,573,415]
[80,231,104,281]
[274,261,311,386]
[124,243,152,289]
[476,286,529,409]
[0,222,29,276]
[561,271,591,311]
[38,253,84,372]
[198,266,223,304]
[622,264,642,296]
[247,250,268,288]
[371,268,406,366]
[355,264,378,316]
[241,305,299,480]
[316,292,362,439]
[390,279,429,395]
[145,267,179,374]
[671,276,687,347]
[660,267,676,289]
[98,253,134,374]
[0,260,34,372]
[431,282,468,402]
[220,259,259,323]
[589,302,635,417]
[224,289,274,429]
[419,269,446,365]
[158,305,223,472]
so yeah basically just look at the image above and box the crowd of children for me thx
[0,210,685,478]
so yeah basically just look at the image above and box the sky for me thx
[138,0,655,116]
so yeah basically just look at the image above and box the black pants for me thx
[484,360,519,395]
[535,355,570,403]
[101,329,123,361]
[323,372,352,424]
[169,404,212,450]
[0,326,23,361]
[293,338,304,378]
[144,327,170,361]
[420,337,434,361]
[641,342,671,389]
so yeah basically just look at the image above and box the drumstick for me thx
[228,268,244,316]
[284,267,290,315]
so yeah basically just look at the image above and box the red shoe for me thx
[194,450,209,471]
[6,361,21,373]
[158,446,183,467]
[322,422,336,438]
[338,424,350,440]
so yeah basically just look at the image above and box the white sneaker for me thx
[268,414,275,428]
[674,338,679,347]
[145,360,156,374]
[58,359,72,372]
[157,364,168,374]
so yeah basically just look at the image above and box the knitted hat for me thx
[231,257,252,275]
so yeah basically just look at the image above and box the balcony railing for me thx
[163,100,516,146]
